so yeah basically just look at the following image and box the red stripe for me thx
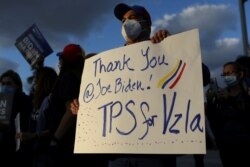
[169,63,186,89]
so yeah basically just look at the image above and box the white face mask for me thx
[122,19,142,42]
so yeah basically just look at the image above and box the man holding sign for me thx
[71,3,176,167]
[108,3,176,167]
[73,2,205,167]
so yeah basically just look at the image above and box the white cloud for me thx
[152,4,241,87]
[216,38,240,47]
[204,38,241,69]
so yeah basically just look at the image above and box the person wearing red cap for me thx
[47,44,87,167]
[56,44,85,70]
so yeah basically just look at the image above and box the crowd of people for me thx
[1,3,250,167]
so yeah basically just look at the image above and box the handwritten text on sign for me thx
[74,29,205,154]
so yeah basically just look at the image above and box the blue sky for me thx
[0,0,249,93]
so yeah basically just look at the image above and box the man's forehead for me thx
[123,10,139,18]
[224,64,235,70]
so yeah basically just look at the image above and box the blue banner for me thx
[15,24,53,67]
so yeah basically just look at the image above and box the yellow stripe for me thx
[157,60,180,88]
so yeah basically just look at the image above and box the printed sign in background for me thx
[0,93,14,125]
[15,24,53,67]
[74,29,205,154]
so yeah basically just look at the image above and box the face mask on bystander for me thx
[223,75,238,87]
[0,85,16,93]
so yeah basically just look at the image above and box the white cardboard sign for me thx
[74,29,206,154]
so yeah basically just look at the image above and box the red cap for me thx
[57,44,85,62]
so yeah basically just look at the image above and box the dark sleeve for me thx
[48,72,80,135]
[54,72,81,105]
[18,93,33,131]
[206,97,221,139]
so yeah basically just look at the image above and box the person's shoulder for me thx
[60,72,79,83]
[14,91,30,99]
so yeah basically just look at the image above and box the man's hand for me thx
[67,99,79,115]
[151,29,170,43]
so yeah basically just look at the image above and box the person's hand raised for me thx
[151,29,170,43]
[68,99,79,115]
